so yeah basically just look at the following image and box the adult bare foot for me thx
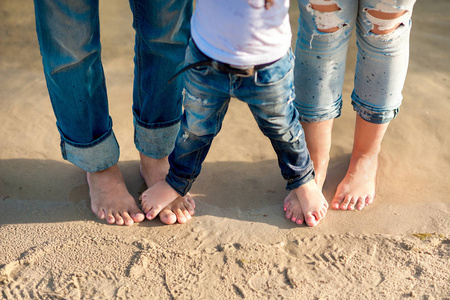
[284,179,328,227]
[87,164,145,226]
[331,116,388,211]
[159,194,196,225]
[331,152,378,211]
[139,153,196,223]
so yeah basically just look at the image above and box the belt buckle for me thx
[237,67,255,77]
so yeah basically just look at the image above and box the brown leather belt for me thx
[168,53,278,84]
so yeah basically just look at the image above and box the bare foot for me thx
[140,180,181,220]
[159,194,196,225]
[139,153,196,223]
[87,164,145,226]
[284,180,328,227]
[331,152,377,211]
[283,191,304,225]
[331,115,388,211]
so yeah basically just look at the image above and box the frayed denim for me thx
[294,0,416,124]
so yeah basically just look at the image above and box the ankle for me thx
[139,153,169,186]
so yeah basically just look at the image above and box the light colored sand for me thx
[1,0,449,299]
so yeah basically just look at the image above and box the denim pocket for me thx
[185,39,212,76]
[254,50,294,87]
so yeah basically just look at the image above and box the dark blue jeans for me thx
[34,0,192,172]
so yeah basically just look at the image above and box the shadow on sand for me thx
[0,155,351,228]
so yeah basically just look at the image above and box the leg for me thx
[242,50,327,226]
[331,116,388,210]
[33,0,144,225]
[294,0,357,188]
[140,40,231,220]
[141,92,231,220]
[284,118,333,225]
[129,0,194,223]
[248,96,328,226]
[301,119,334,189]
[332,0,416,210]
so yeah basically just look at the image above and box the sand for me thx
[1,0,449,299]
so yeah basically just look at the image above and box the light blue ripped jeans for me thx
[34,0,192,172]
[294,0,416,124]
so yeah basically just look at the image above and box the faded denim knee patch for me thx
[134,119,180,159]
[61,131,120,173]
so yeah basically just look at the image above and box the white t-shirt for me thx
[191,0,291,67]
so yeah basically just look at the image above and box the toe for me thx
[114,212,124,225]
[95,208,106,220]
[330,196,342,210]
[183,210,192,221]
[340,195,352,210]
[294,212,304,225]
[159,209,177,225]
[304,213,319,227]
[356,197,366,211]
[130,209,145,223]
[146,208,159,221]
[105,209,115,224]
[184,197,196,216]
[366,194,375,206]
[122,212,134,226]
[173,208,187,224]
[186,194,196,210]
[284,207,293,220]
[348,197,358,211]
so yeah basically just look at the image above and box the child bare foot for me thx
[140,180,181,220]
[331,152,377,211]
[88,164,145,226]
[284,179,328,227]
[139,153,195,223]
[284,191,304,225]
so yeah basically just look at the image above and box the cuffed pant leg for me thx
[34,0,117,171]
[130,0,193,158]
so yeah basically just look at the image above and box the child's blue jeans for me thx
[294,0,416,124]
[166,40,315,196]
[33,0,192,172]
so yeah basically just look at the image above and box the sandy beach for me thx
[1,0,449,299]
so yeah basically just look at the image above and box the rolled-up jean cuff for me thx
[285,167,315,191]
[134,118,181,159]
[165,170,193,197]
[295,99,342,123]
[60,130,120,173]
[351,95,400,125]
